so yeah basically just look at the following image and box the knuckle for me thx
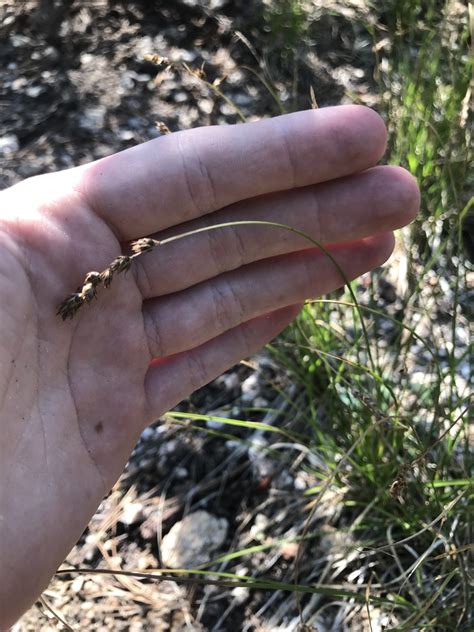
[205,223,248,277]
[307,186,323,242]
[133,256,154,298]
[209,276,245,333]
[178,134,217,215]
[143,307,163,359]
[186,352,209,393]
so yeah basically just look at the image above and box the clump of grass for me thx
[266,1,473,627]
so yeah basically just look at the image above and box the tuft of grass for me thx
[266,1,473,627]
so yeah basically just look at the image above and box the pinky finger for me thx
[143,303,303,422]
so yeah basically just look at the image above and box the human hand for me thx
[0,105,419,626]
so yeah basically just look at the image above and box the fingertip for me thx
[359,106,388,160]
[392,167,421,226]
[311,105,388,172]
[365,231,396,266]
[344,105,388,164]
[268,302,304,323]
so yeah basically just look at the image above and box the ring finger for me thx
[142,232,394,359]
[133,165,418,299]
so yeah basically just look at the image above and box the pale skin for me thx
[0,105,420,627]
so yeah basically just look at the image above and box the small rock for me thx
[159,439,177,455]
[294,476,307,491]
[232,92,253,107]
[119,129,135,141]
[0,134,19,155]
[141,426,155,441]
[25,85,43,98]
[253,396,269,409]
[220,102,237,116]
[199,98,214,114]
[70,577,85,593]
[120,502,144,526]
[161,510,228,568]
[79,106,106,131]
[173,91,188,103]
[231,586,249,604]
[224,372,241,390]
[280,541,299,560]
[11,77,27,91]
[174,466,188,480]
[248,438,274,478]
[249,514,268,540]
[241,373,260,403]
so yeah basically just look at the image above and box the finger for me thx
[144,304,303,420]
[134,165,418,298]
[77,105,387,239]
[142,232,394,359]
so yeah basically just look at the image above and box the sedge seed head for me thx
[81,282,97,303]
[57,293,84,320]
[100,269,113,288]
[109,255,132,274]
[131,238,159,254]
[84,271,102,286]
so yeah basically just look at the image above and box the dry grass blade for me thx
[39,595,75,631]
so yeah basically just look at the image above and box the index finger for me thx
[76,105,387,240]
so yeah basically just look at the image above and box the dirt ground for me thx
[2,1,390,630]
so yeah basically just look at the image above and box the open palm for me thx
[0,106,419,626]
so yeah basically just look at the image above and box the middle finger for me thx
[133,165,419,299]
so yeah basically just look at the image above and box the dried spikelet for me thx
[100,268,114,289]
[212,75,226,88]
[131,238,160,254]
[192,63,206,80]
[155,121,171,134]
[98,255,132,288]
[84,271,102,286]
[80,282,97,303]
[389,477,406,502]
[109,255,132,274]
[57,292,84,320]
[144,53,170,66]
[389,464,411,503]
[310,85,319,109]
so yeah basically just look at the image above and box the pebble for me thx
[70,577,85,593]
[215,371,241,391]
[161,510,228,568]
[79,106,106,130]
[253,396,269,409]
[294,475,307,491]
[241,373,260,403]
[232,92,254,107]
[174,466,188,480]
[119,502,144,526]
[140,427,155,441]
[249,513,268,540]
[173,91,188,103]
[0,134,19,155]
[231,586,249,604]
